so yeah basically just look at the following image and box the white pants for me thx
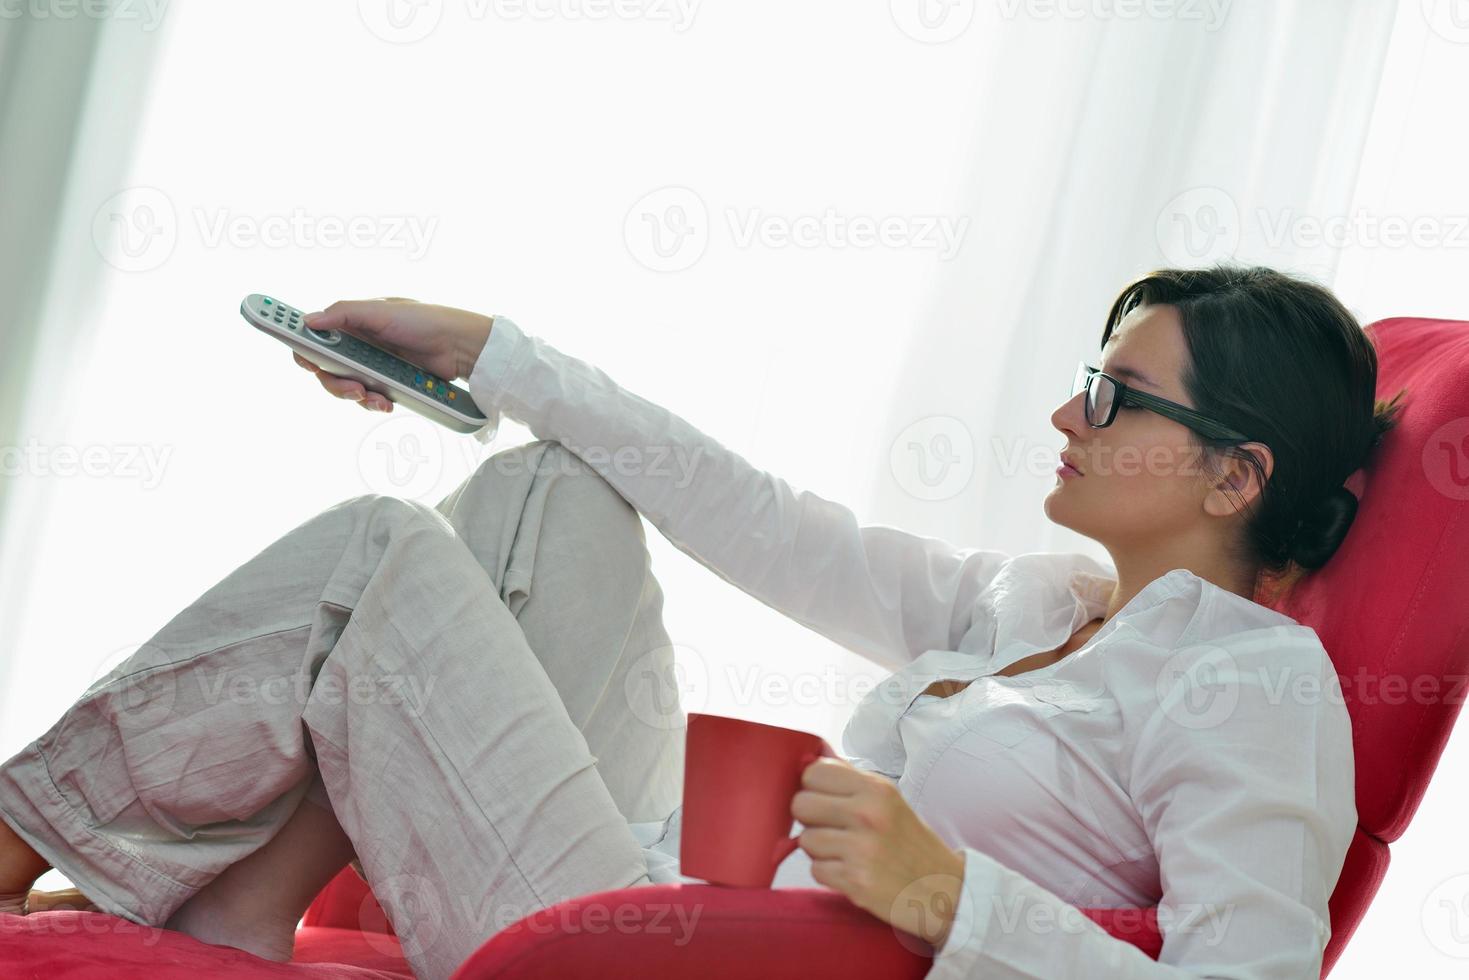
[0,440,686,979]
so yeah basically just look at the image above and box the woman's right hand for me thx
[292,297,494,412]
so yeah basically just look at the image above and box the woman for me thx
[0,264,1405,978]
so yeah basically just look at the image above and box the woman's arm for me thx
[461,313,1010,671]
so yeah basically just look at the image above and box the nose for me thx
[1051,389,1088,436]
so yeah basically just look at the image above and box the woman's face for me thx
[1044,303,1222,555]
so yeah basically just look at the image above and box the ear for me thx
[1203,441,1274,518]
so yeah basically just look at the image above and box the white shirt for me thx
[466,315,1357,979]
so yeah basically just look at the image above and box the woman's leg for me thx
[0,467,655,979]
[160,439,686,959]
[432,439,685,824]
[161,775,355,960]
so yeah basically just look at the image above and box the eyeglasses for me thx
[1072,362,1253,442]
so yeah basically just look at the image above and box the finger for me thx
[306,300,392,337]
[801,757,862,794]
[315,372,368,402]
[791,788,854,828]
[796,827,850,859]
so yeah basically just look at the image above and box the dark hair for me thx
[1100,263,1407,577]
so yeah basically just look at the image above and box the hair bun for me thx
[1287,486,1359,570]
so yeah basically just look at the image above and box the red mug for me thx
[680,712,838,888]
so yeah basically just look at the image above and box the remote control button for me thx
[308,327,343,345]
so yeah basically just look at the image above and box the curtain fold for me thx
[867,0,1399,561]
[0,6,169,725]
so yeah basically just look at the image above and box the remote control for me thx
[240,293,489,434]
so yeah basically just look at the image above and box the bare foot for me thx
[165,885,298,962]
[163,793,355,963]
[25,887,98,913]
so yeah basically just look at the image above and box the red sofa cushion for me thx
[446,883,1161,979]
[0,909,413,979]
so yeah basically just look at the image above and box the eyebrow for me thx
[1102,364,1159,390]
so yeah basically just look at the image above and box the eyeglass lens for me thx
[1074,364,1116,426]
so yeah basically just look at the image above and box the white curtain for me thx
[868,0,1399,564]
[0,6,170,732]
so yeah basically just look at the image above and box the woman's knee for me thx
[533,443,649,575]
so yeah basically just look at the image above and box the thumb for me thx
[303,301,386,340]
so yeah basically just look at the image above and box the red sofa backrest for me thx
[1256,316,1469,970]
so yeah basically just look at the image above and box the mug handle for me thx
[778,743,840,864]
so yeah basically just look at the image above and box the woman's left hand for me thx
[792,757,967,949]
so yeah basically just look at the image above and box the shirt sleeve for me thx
[926,625,1357,979]
[462,314,1010,670]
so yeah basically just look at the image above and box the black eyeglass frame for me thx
[1073,361,1254,443]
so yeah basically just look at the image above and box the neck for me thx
[1100,546,1258,624]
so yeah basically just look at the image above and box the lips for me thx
[1060,454,1085,476]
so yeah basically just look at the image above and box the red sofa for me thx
[3,315,1467,978]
